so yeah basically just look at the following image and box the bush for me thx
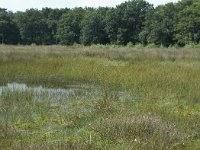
[185,43,200,48]
[146,43,158,48]
[126,42,134,48]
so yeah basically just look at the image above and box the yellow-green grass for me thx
[0,45,200,149]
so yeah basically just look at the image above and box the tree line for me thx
[0,0,199,47]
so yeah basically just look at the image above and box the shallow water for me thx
[0,82,134,101]
[0,82,134,133]
[0,82,102,101]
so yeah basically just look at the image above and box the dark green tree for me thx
[175,0,200,45]
[0,0,199,46]
[81,9,108,45]
[57,8,85,45]
[105,8,120,44]
[0,8,19,44]
[140,3,177,46]
[42,8,68,44]
[115,0,153,45]
[14,9,49,44]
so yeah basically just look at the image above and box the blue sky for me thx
[0,0,179,12]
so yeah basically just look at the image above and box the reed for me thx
[0,45,200,149]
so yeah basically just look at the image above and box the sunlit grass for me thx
[0,45,200,149]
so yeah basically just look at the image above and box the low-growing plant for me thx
[0,45,200,149]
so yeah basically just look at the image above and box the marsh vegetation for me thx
[0,45,200,149]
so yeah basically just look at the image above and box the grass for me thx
[0,45,200,149]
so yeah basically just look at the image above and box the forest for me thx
[0,0,199,47]
[1,0,200,149]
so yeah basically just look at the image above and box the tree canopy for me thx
[0,0,199,46]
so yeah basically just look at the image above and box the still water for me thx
[0,82,103,101]
[0,82,133,101]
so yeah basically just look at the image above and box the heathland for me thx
[0,45,200,149]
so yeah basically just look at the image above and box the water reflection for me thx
[0,83,102,101]
[0,82,133,101]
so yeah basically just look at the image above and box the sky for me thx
[0,0,179,12]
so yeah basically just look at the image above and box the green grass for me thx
[0,45,200,149]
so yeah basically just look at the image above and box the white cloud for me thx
[70,0,179,8]
[69,0,125,8]
[0,0,68,11]
[0,0,180,12]
[147,0,179,6]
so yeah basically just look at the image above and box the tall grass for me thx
[0,45,200,149]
